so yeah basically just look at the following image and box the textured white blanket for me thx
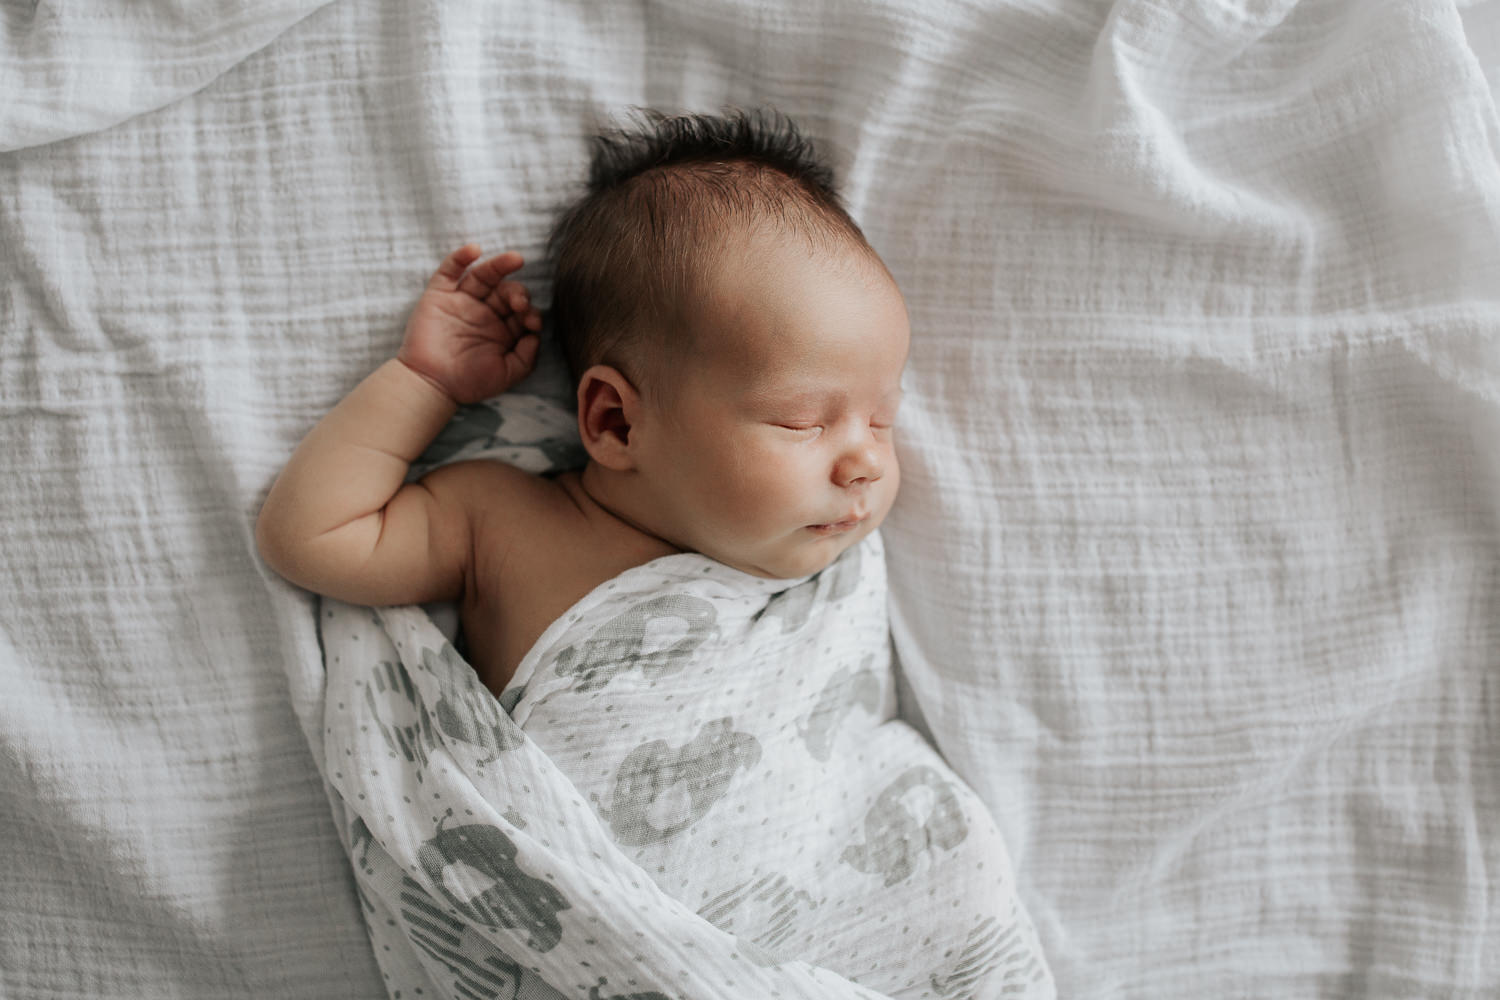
[3,2,1497,998]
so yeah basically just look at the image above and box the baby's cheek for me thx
[728,448,804,516]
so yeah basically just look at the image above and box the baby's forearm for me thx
[256,359,456,582]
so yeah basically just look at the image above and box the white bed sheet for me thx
[2,1,1497,997]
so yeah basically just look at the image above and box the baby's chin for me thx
[726,523,874,581]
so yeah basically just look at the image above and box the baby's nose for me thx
[834,444,884,488]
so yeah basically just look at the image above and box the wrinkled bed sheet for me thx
[3,1,1498,997]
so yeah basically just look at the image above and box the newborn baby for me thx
[258,110,1052,998]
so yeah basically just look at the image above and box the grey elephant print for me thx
[426,644,526,762]
[930,915,1050,998]
[841,767,968,886]
[587,978,672,1000]
[368,644,524,775]
[400,874,530,999]
[759,541,862,633]
[698,871,812,964]
[417,823,571,952]
[552,594,717,692]
[604,717,762,846]
[348,815,375,873]
[798,657,883,762]
[822,539,862,602]
[928,916,1005,998]
[757,576,819,633]
[414,404,503,472]
[366,659,438,775]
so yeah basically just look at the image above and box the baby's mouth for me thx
[807,514,868,536]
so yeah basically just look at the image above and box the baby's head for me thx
[548,110,908,579]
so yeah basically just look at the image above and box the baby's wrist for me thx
[391,356,460,407]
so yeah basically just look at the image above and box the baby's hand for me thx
[397,245,544,404]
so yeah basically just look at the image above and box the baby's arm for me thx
[256,246,541,606]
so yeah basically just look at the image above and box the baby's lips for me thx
[808,512,869,534]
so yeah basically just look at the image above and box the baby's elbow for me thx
[254,500,298,582]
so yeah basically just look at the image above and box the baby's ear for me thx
[576,365,639,471]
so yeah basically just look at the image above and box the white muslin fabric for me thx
[3,2,1497,998]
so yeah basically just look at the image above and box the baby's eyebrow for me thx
[742,379,830,406]
[749,384,903,412]
[769,387,833,408]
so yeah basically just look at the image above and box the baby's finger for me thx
[503,280,531,314]
[483,280,531,317]
[428,244,483,291]
[518,332,540,364]
[459,251,525,298]
[509,333,541,377]
[506,305,543,337]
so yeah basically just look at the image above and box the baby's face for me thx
[632,236,909,579]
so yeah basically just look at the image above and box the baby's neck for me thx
[570,463,684,556]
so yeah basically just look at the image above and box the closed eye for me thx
[776,423,822,437]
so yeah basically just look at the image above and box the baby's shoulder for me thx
[424,455,554,494]
[422,458,576,539]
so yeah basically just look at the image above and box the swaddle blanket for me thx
[319,399,1053,1000]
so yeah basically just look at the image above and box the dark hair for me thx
[547,108,877,393]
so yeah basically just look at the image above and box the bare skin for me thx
[256,235,910,695]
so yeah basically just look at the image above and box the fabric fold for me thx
[0,0,334,151]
